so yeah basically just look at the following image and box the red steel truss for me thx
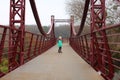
[9,0,26,71]
[69,0,120,80]
[0,0,120,80]
[8,0,56,72]
[90,0,114,79]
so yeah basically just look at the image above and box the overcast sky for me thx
[0,0,69,26]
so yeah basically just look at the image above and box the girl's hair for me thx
[59,36,62,39]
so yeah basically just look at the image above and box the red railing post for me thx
[0,28,7,63]
[79,37,82,56]
[84,35,89,61]
[33,35,39,56]
[27,34,33,59]
[81,36,86,58]
[42,37,46,53]
[38,36,42,54]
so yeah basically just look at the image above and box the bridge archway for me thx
[52,15,73,39]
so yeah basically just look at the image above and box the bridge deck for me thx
[0,43,104,80]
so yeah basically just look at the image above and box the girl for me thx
[57,36,63,53]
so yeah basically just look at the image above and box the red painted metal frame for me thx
[29,0,46,36]
[0,25,56,77]
[0,26,8,77]
[70,23,120,80]
[9,0,26,71]
[0,0,56,77]
[54,19,70,23]
[77,0,90,36]
[0,0,119,80]
[70,16,76,36]
[8,0,56,71]
[69,0,116,80]
[90,0,114,79]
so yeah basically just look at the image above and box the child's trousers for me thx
[58,47,62,53]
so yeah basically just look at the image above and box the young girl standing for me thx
[57,36,63,53]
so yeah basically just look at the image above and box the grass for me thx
[0,58,8,73]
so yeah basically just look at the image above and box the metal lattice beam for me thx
[9,0,25,71]
[90,0,114,79]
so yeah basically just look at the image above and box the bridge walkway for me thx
[0,43,104,80]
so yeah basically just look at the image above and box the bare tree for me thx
[106,0,120,25]
[65,0,90,25]
[65,0,120,26]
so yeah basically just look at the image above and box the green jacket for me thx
[57,40,63,47]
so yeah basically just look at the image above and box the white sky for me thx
[0,0,69,26]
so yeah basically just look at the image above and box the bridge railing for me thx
[24,32,56,61]
[69,24,120,80]
[0,25,56,77]
[0,25,9,77]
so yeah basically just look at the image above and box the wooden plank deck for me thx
[0,43,104,80]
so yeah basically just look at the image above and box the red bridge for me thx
[0,0,120,80]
